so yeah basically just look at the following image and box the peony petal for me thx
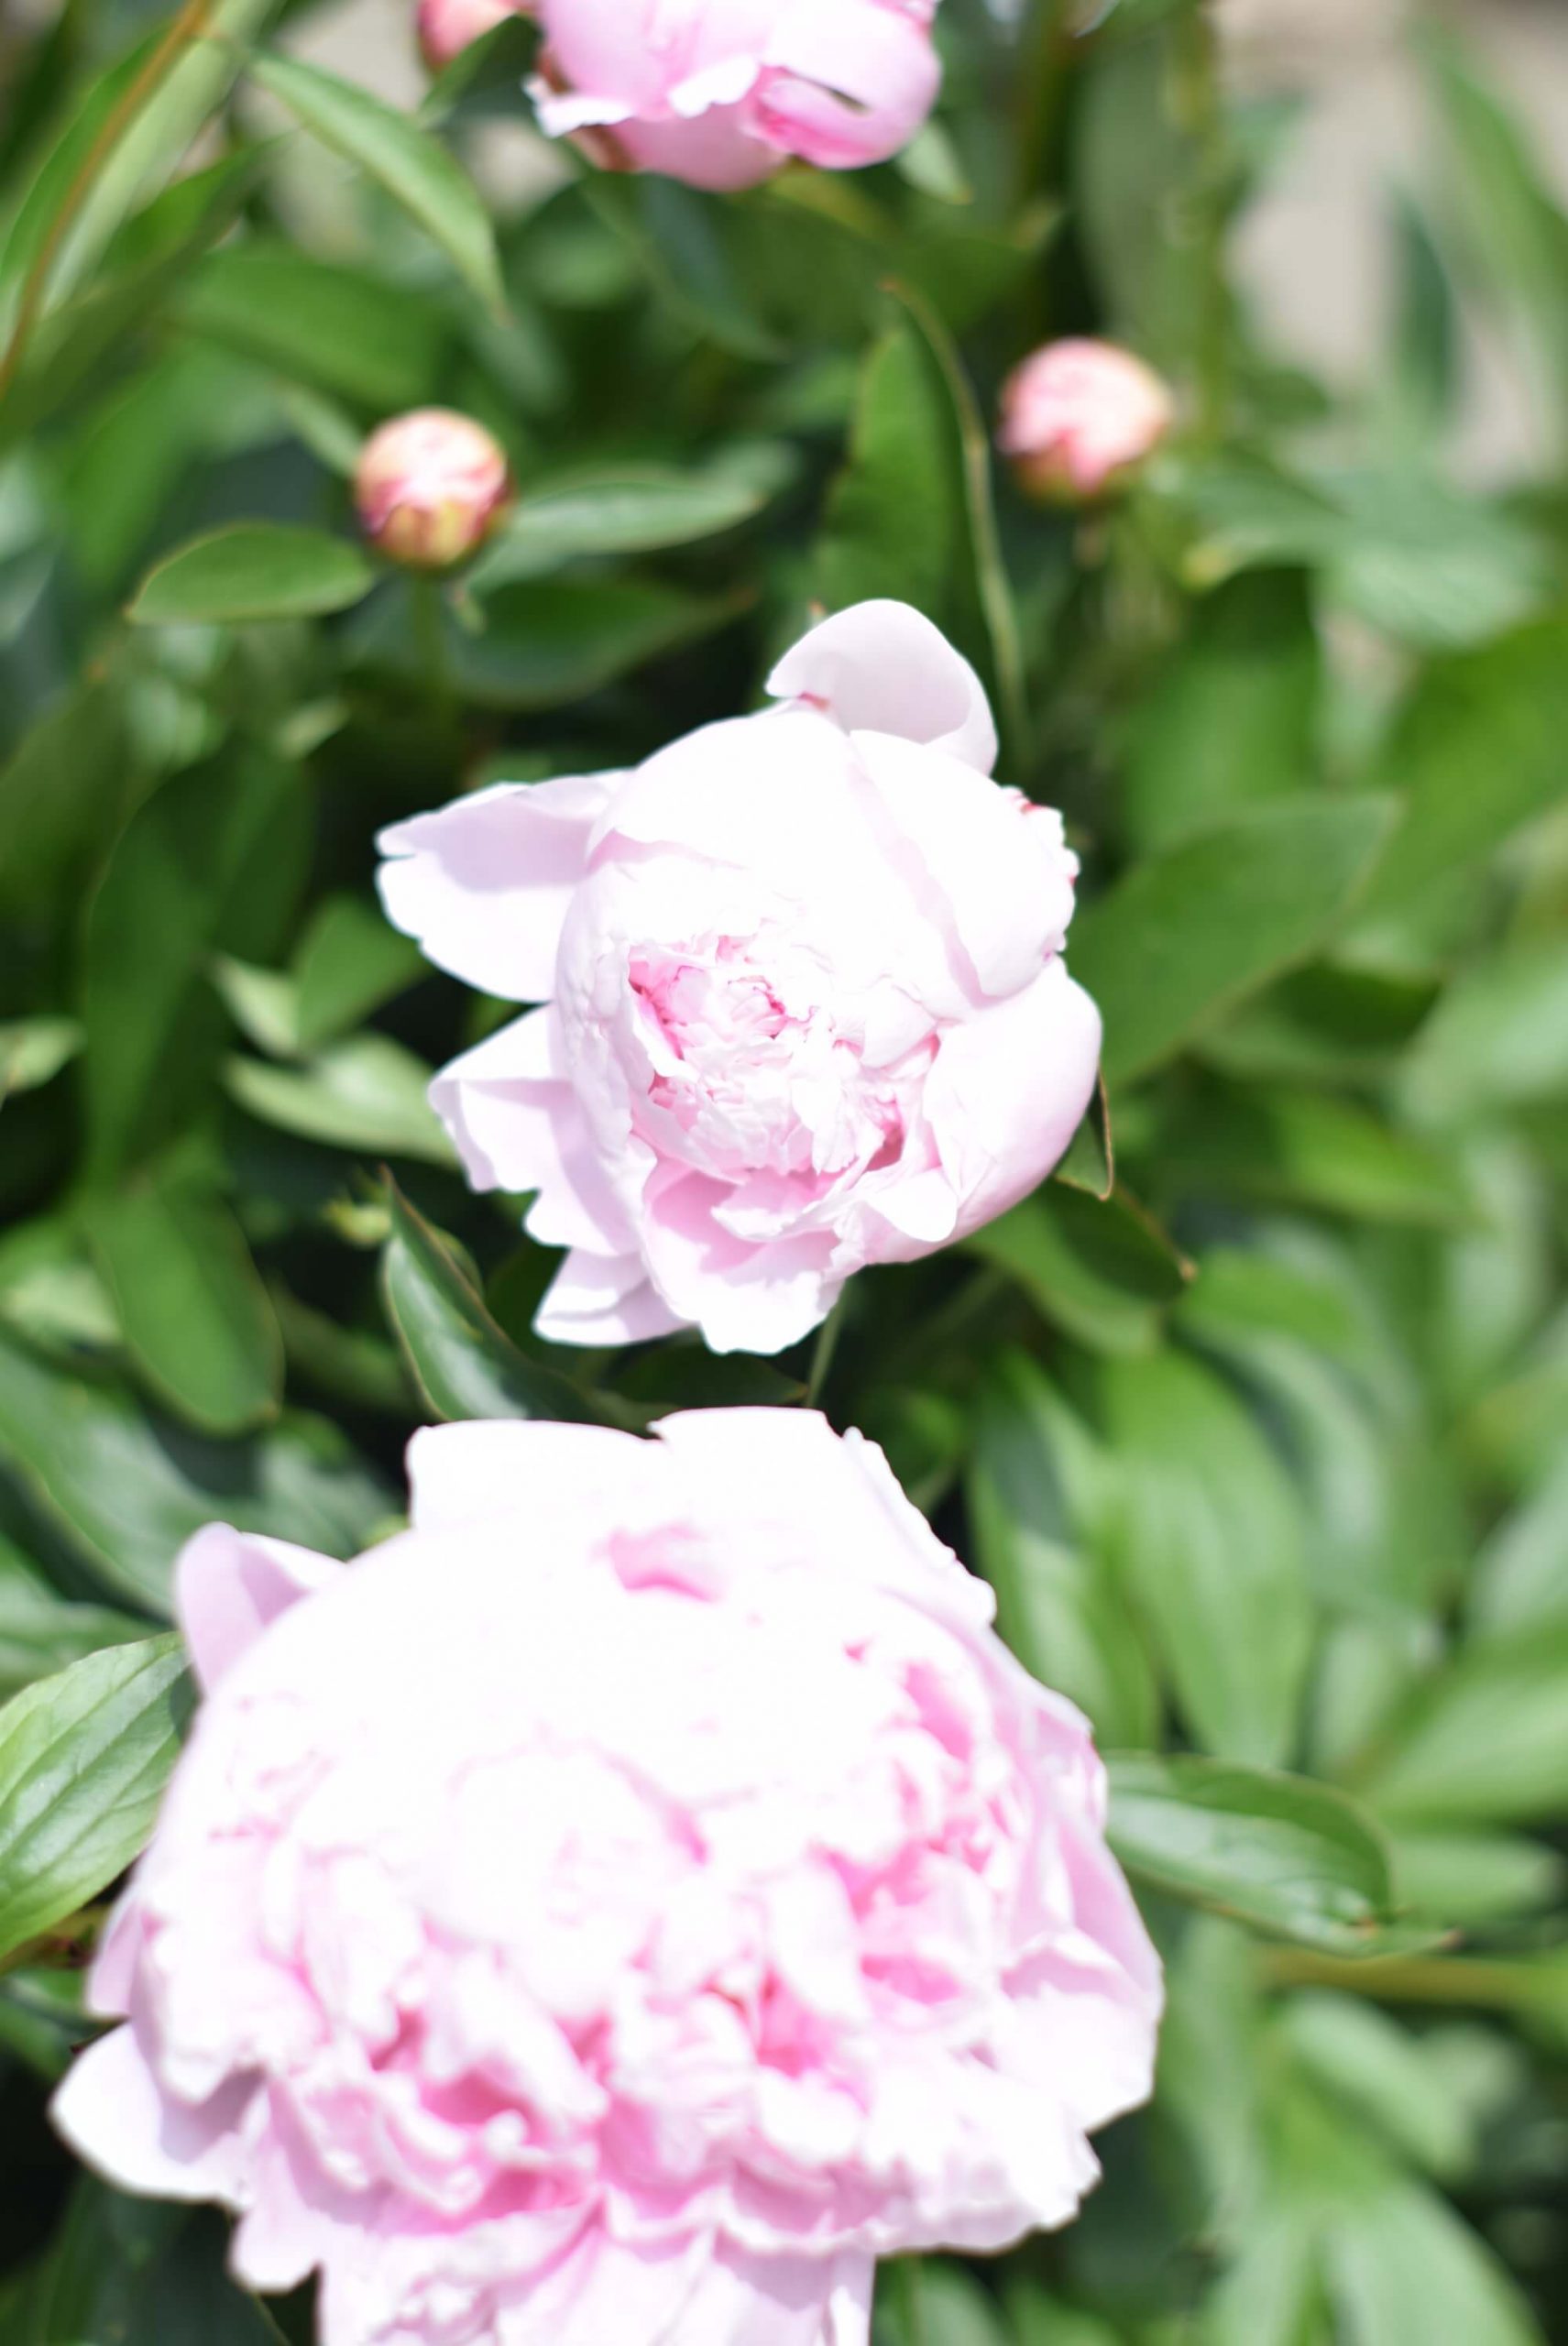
[52,2023,254,2204]
[534,1246,687,1346]
[759,0,942,172]
[430,1008,636,1255]
[766,602,996,774]
[638,1173,839,1354]
[174,1523,341,1694]
[670,2244,874,2345]
[852,730,1078,998]
[924,959,1102,1233]
[378,773,620,1004]
[407,1419,665,1536]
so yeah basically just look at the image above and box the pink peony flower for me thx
[377,601,1102,1355]
[356,410,512,570]
[997,340,1175,503]
[418,0,530,73]
[528,0,944,192]
[55,1410,1161,2346]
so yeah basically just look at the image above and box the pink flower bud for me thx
[998,338,1175,504]
[355,409,511,571]
[417,0,528,74]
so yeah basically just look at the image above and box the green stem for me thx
[0,0,211,403]
[1172,0,1232,443]
[1263,1948,1556,2013]
[1014,0,1077,215]
[412,576,455,718]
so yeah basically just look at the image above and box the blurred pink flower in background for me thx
[55,1410,1161,2346]
[998,339,1175,503]
[417,0,531,71]
[378,601,1102,1355]
[529,0,944,191]
[355,409,512,569]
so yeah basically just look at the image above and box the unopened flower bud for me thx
[998,338,1175,504]
[417,0,527,74]
[355,409,511,571]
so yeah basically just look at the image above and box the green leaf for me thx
[0,1544,144,1703]
[380,1182,608,1428]
[0,1634,192,1965]
[0,679,129,919]
[1324,2175,1544,2346]
[82,751,310,1184]
[419,577,748,712]
[1158,1085,1474,1228]
[0,0,276,325]
[128,525,376,626]
[1100,1349,1313,1765]
[0,1020,81,1102]
[1361,1625,1568,1825]
[1402,937,1568,1123]
[1354,616,1568,928]
[1387,1826,1563,1928]
[292,894,427,1054]
[820,288,1024,754]
[86,1168,283,1436]
[249,51,503,312]
[1121,570,1322,855]
[178,240,449,411]
[224,1037,455,1166]
[968,1352,1158,1748]
[1105,1751,1398,1954]
[1071,795,1396,1087]
[966,1184,1190,1357]
[0,1332,389,1611]
[3,2185,280,2346]
[466,466,770,592]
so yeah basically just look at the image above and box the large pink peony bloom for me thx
[55,1411,1161,2346]
[378,602,1102,1355]
[528,0,943,191]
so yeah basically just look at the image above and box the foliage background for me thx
[0,0,1566,2338]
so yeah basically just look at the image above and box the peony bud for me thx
[417,0,528,73]
[355,409,511,571]
[998,338,1175,504]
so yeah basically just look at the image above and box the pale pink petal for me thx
[924,959,1101,1232]
[854,730,1078,997]
[406,1420,663,1534]
[639,1173,839,1355]
[174,1524,341,1694]
[759,0,943,172]
[670,2245,874,2343]
[766,601,997,774]
[613,104,782,189]
[378,774,620,1003]
[535,1245,687,1345]
[430,1008,636,1255]
[52,2024,255,2204]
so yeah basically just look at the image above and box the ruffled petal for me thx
[51,2023,255,2204]
[638,1173,839,1355]
[175,1524,341,1694]
[430,1009,635,1255]
[378,773,620,1004]
[766,602,996,774]
[535,1246,687,1346]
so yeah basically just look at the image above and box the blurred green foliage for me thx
[0,0,1565,2338]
